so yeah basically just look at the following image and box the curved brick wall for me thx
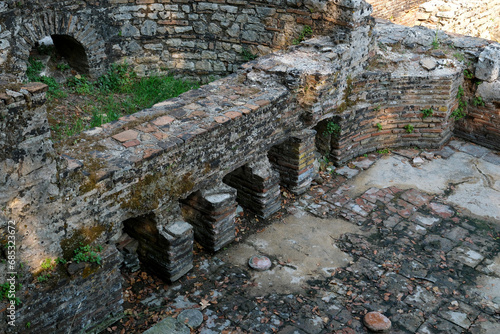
[326,69,463,164]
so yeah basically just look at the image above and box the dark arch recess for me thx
[51,34,89,75]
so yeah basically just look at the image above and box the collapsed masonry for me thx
[0,0,500,333]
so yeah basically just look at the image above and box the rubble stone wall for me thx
[0,0,369,80]
[415,0,500,42]
[366,0,426,20]
[1,3,500,333]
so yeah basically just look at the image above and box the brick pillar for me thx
[269,129,316,195]
[180,184,237,252]
[123,215,193,282]
[224,156,281,219]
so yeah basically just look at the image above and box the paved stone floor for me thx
[110,138,500,334]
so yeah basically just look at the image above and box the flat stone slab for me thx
[458,143,491,158]
[352,158,376,169]
[248,255,272,271]
[393,148,420,159]
[177,309,203,328]
[483,152,500,165]
[142,317,190,334]
[434,146,455,159]
[335,166,359,179]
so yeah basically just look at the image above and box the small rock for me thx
[313,173,324,185]
[248,255,272,271]
[352,158,375,170]
[335,166,359,179]
[393,148,419,159]
[412,157,425,166]
[420,58,437,71]
[177,309,203,329]
[364,311,392,332]
[420,151,435,160]
[67,262,86,275]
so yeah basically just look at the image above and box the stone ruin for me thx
[367,0,500,42]
[0,0,499,333]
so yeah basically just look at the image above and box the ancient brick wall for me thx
[366,0,426,20]
[455,103,500,151]
[0,0,370,80]
[415,0,500,42]
[1,3,500,333]
[322,68,463,164]
[454,44,500,151]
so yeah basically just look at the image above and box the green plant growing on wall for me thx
[56,63,70,72]
[421,108,434,119]
[464,69,474,79]
[404,124,414,133]
[453,52,465,62]
[473,96,485,107]
[292,25,313,45]
[451,85,467,120]
[37,274,50,282]
[376,123,383,131]
[1,282,22,305]
[72,243,103,265]
[41,258,55,271]
[241,48,258,61]
[377,148,390,154]
[432,29,440,49]
[323,121,341,137]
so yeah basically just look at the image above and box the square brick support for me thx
[268,129,316,195]
[180,184,237,252]
[224,156,281,219]
[123,215,193,282]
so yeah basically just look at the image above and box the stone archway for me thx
[14,10,107,79]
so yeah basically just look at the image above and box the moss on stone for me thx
[60,225,106,260]
[121,167,195,212]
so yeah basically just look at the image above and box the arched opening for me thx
[29,34,89,81]
[51,34,89,75]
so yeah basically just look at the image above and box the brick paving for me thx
[113,142,500,334]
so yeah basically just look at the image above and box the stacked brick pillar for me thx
[269,130,316,195]
[123,215,193,282]
[180,184,237,252]
[224,157,281,219]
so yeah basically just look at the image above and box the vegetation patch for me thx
[241,47,258,61]
[421,108,434,119]
[451,85,467,120]
[25,58,199,143]
[0,281,22,305]
[292,25,313,45]
[72,243,103,265]
[323,120,341,137]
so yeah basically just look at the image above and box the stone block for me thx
[476,45,500,82]
[180,184,237,252]
[224,157,281,219]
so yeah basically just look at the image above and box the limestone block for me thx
[476,44,500,82]
[121,22,140,37]
[476,80,500,102]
